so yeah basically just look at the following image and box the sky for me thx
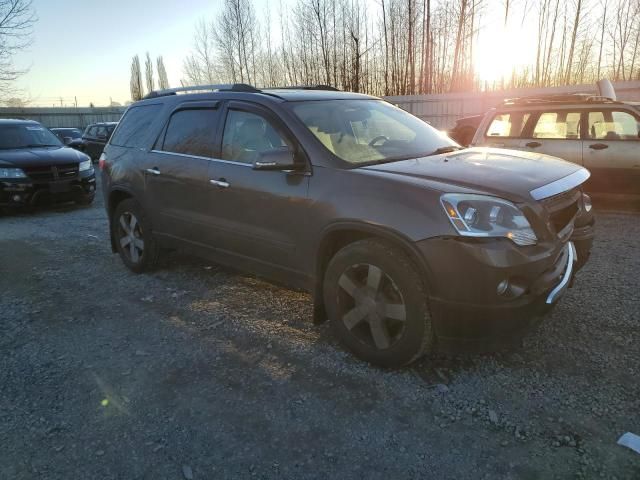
[13,0,253,106]
[13,0,533,107]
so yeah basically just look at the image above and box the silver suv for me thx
[471,94,640,195]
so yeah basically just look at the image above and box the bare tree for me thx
[0,0,35,98]
[130,55,143,101]
[157,56,169,89]
[144,52,154,94]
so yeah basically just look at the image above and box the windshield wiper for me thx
[426,146,463,156]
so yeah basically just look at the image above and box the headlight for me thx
[78,159,93,172]
[0,167,27,179]
[441,193,538,246]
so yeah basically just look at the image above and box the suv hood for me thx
[0,146,88,168]
[362,147,587,201]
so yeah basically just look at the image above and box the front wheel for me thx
[112,199,159,273]
[323,239,434,368]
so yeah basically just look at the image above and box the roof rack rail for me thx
[502,93,619,105]
[143,83,261,99]
[267,85,340,91]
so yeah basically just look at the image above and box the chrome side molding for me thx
[530,169,591,201]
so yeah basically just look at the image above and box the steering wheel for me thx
[368,135,389,147]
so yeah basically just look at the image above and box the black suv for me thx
[83,122,118,160]
[0,120,96,208]
[101,84,594,367]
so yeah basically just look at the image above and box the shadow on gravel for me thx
[0,201,91,218]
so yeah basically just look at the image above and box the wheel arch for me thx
[312,221,434,323]
[107,187,136,253]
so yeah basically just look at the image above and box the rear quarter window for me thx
[110,104,163,148]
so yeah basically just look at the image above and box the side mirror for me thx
[63,137,72,145]
[253,148,300,171]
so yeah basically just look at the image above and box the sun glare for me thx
[474,24,535,86]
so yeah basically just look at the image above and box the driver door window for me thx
[221,110,288,164]
[532,112,581,139]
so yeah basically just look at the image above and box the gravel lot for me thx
[1,176,639,479]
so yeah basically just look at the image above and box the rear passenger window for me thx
[110,104,162,148]
[161,109,219,158]
[532,112,581,139]
[486,112,530,137]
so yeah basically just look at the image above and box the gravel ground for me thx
[1,177,639,479]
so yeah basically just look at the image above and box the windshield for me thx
[53,129,82,139]
[0,124,63,149]
[291,99,458,165]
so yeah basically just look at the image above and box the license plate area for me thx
[50,181,71,193]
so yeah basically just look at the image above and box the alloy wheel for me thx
[117,211,145,264]
[336,263,407,350]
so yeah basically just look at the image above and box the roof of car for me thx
[0,118,40,125]
[87,122,118,126]
[498,93,637,109]
[140,84,376,103]
[259,88,375,101]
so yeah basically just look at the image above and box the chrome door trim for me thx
[150,150,252,168]
[530,168,590,200]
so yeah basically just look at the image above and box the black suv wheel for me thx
[112,199,159,273]
[323,239,434,367]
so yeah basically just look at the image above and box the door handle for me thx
[209,179,230,188]
[525,141,542,148]
[145,167,161,175]
[589,143,609,150]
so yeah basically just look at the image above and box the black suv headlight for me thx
[78,159,93,172]
[440,193,538,246]
[0,167,27,179]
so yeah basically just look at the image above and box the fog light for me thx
[89,185,95,192]
[11,194,22,202]
[497,279,509,296]
[582,193,592,213]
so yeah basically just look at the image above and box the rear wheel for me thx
[112,199,158,273]
[323,239,433,367]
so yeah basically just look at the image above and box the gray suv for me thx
[471,94,640,195]
[101,84,594,367]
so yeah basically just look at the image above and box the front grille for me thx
[23,163,79,182]
[541,188,581,236]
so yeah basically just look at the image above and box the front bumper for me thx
[417,235,586,344]
[0,170,96,207]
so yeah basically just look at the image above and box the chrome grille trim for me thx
[530,168,590,201]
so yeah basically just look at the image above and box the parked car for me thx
[50,127,86,151]
[448,114,484,146]
[471,93,640,195]
[101,84,594,367]
[0,120,96,208]
[82,122,118,159]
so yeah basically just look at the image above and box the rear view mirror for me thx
[97,134,107,141]
[253,148,299,171]
[63,137,72,145]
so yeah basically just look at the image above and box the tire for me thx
[323,238,434,368]
[111,198,159,273]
